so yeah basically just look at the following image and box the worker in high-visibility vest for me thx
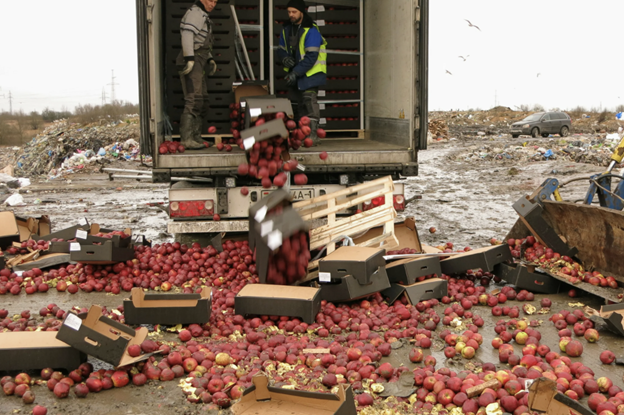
[277,0,327,146]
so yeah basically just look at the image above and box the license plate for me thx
[291,188,314,201]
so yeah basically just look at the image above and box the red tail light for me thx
[393,195,405,211]
[169,200,214,218]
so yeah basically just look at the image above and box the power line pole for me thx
[101,87,107,106]
[8,91,12,115]
[107,70,119,103]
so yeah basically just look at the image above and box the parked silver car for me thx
[510,112,571,138]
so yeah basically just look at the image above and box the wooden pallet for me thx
[293,176,399,271]
[201,134,233,144]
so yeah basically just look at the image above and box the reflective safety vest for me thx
[282,25,327,77]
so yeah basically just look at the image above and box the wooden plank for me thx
[293,176,393,209]
[467,379,501,398]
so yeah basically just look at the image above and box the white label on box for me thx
[14,271,23,277]
[75,229,88,240]
[319,272,331,282]
[267,230,283,250]
[250,108,262,117]
[307,5,316,12]
[316,19,325,26]
[319,104,326,110]
[254,206,268,222]
[260,221,273,237]
[316,5,325,12]
[241,101,246,108]
[243,137,256,150]
[524,379,534,392]
[70,242,81,252]
[79,217,88,226]
[296,163,306,172]
[64,313,82,331]
[320,118,327,125]
[318,90,326,97]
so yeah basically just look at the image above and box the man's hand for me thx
[285,71,298,86]
[207,59,217,76]
[180,61,195,76]
[282,56,296,68]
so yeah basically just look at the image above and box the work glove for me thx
[180,60,195,76]
[207,59,217,76]
[282,56,296,68]
[285,71,298,87]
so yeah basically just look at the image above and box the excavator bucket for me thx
[507,199,624,302]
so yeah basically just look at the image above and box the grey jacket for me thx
[180,2,214,61]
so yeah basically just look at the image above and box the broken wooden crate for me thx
[293,176,398,271]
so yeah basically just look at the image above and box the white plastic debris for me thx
[5,193,25,206]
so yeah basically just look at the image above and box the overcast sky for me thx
[1,1,622,114]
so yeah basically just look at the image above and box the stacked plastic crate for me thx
[164,0,262,137]
[271,0,363,133]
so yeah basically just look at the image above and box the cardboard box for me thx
[82,225,133,248]
[70,240,135,265]
[13,252,71,272]
[318,246,386,286]
[353,217,423,253]
[527,377,593,415]
[253,207,308,284]
[40,220,91,242]
[16,216,39,241]
[318,267,391,303]
[235,284,320,324]
[595,303,624,336]
[439,244,512,275]
[124,287,212,325]
[493,262,560,294]
[513,196,578,258]
[386,256,442,285]
[0,211,21,249]
[240,118,289,151]
[56,305,155,368]
[231,373,357,415]
[382,278,448,305]
[243,97,294,129]
[0,331,88,372]
[248,189,292,250]
[233,80,269,103]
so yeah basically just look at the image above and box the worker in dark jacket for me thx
[277,0,327,146]
[176,0,218,149]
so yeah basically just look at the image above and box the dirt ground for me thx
[2,134,623,414]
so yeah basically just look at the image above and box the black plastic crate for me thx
[318,89,360,100]
[323,37,359,50]
[319,10,360,23]
[322,119,360,130]
[319,104,360,118]
[326,64,360,77]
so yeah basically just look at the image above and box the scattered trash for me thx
[5,193,25,206]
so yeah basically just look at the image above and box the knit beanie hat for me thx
[286,0,307,14]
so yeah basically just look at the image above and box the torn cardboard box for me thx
[70,240,135,265]
[590,303,624,337]
[318,246,386,285]
[231,373,356,415]
[353,217,423,253]
[382,278,448,305]
[243,97,294,129]
[233,80,269,104]
[235,284,320,324]
[56,305,156,368]
[248,189,292,251]
[386,256,442,285]
[0,331,87,372]
[124,287,212,325]
[493,262,560,294]
[40,219,90,242]
[0,211,20,249]
[440,244,512,275]
[527,377,593,415]
[318,267,391,303]
[13,252,71,272]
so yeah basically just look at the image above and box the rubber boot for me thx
[180,113,204,150]
[309,119,321,147]
[192,116,205,145]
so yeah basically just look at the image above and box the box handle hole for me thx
[534,280,544,286]
[84,337,99,347]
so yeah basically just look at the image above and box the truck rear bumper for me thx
[168,220,249,234]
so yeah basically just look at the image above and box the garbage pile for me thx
[14,117,149,179]
[449,134,623,167]
[428,119,448,139]
[430,107,622,138]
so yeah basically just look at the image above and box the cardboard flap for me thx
[528,378,593,415]
[130,287,203,308]
[0,331,75,349]
[251,375,272,401]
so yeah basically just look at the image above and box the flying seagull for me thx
[445,70,453,75]
[465,19,481,31]
[537,73,541,78]
[458,55,469,61]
